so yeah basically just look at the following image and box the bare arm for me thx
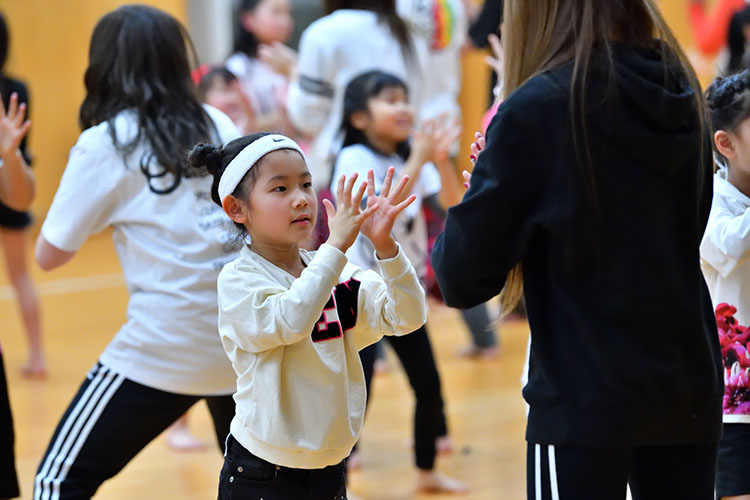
[35,236,76,271]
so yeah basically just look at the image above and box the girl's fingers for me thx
[380,166,395,198]
[352,179,368,209]
[367,169,376,199]
[392,194,417,216]
[322,198,336,220]
[388,173,410,202]
[478,135,486,150]
[344,173,358,208]
[335,175,346,209]
[462,170,472,182]
[358,203,378,222]
[7,93,17,119]
[14,103,26,128]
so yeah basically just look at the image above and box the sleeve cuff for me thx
[315,243,349,276]
[374,243,411,279]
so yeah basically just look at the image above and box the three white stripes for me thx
[535,444,561,500]
[34,364,125,500]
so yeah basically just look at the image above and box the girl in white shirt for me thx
[702,69,750,500]
[33,6,241,499]
[286,0,427,190]
[188,132,426,499]
[331,70,467,494]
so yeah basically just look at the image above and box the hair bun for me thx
[187,143,224,176]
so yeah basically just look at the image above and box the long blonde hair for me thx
[498,0,706,314]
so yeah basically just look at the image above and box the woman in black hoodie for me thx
[431,0,723,498]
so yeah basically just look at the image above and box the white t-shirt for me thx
[286,9,429,189]
[220,243,426,468]
[41,105,241,395]
[330,144,441,280]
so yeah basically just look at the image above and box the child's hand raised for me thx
[360,167,416,260]
[0,93,30,159]
[323,173,378,254]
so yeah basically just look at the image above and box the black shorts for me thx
[0,351,20,498]
[717,422,750,497]
[0,201,31,230]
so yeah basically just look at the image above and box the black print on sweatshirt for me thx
[311,279,361,342]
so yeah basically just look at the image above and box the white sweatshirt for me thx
[701,169,750,326]
[218,243,427,468]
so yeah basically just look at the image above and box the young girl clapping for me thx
[187,132,427,499]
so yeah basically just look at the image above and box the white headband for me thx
[218,134,305,203]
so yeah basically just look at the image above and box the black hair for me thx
[79,5,215,195]
[727,7,750,75]
[187,133,272,235]
[324,0,412,62]
[341,70,411,160]
[233,0,263,58]
[706,69,750,166]
[0,11,8,73]
[197,66,238,101]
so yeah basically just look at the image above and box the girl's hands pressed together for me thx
[360,167,416,260]
[323,173,378,254]
[0,93,30,159]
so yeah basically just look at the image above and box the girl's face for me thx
[242,0,293,45]
[728,117,750,175]
[239,150,317,248]
[204,79,245,126]
[360,85,414,148]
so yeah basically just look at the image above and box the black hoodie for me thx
[431,43,723,447]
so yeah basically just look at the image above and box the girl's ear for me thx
[223,196,249,224]
[350,110,370,131]
[715,130,737,161]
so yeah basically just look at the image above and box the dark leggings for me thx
[34,362,235,500]
[360,326,446,470]
[527,442,718,500]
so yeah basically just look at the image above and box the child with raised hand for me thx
[187,132,427,500]
[331,69,467,494]
[702,69,750,500]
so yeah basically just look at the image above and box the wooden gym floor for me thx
[1,230,530,499]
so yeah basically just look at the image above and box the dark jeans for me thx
[218,434,347,500]
[527,442,718,500]
[34,362,235,500]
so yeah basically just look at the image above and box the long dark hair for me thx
[233,0,262,58]
[341,70,411,160]
[500,0,707,313]
[727,7,750,74]
[79,5,215,194]
[324,0,412,59]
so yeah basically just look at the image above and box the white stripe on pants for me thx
[34,364,125,500]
